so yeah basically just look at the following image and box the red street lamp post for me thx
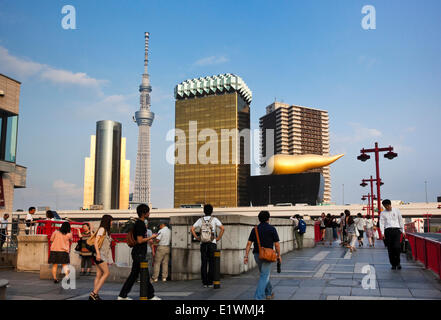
[362,194,373,217]
[361,176,382,221]
[358,142,397,238]
[362,206,370,216]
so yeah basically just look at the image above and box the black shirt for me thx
[132,219,147,256]
[248,222,280,254]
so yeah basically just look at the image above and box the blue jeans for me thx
[253,253,273,300]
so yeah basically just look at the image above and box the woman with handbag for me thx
[77,223,93,276]
[88,215,113,301]
[244,211,281,300]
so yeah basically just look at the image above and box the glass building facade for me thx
[0,112,18,163]
[174,74,252,208]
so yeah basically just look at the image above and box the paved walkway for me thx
[1,240,441,300]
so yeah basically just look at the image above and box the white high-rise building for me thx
[260,102,331,203]
[133,32,154,206]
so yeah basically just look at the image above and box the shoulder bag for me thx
[254,226,278,262]
[86,228,106,253]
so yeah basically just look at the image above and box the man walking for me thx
[190,204,225,288]
[152,221,171,282]
[25,207,36,235]
[118,204,161,300]
[0,214,9,251]
[244,211,281,300]
[380,199,405,270]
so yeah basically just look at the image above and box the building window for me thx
[0,112,18,163]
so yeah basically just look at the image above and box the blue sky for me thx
[0,0,440,210]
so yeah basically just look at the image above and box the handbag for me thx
[86,229,106,253]
[74,240,82,252]
[254,226,278,262]
[374,229,380,240]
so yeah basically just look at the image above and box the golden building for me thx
[83,121,130,210]
[174,74,252,208]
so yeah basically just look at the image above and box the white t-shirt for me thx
[355,217,366,230]
[25,213,33,230]
[193,216,223,244]
[156,226,171,246]
[365,219,374,229]
[290,217,299,227]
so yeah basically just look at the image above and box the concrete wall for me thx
[16,235,48,271]
[169,215,314,281]
[14,215,316,282]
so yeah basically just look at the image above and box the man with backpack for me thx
[291,214,306,250]
[118,204,161,300]
[190,204,225,288]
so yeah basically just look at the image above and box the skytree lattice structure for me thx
[133,32,154,205]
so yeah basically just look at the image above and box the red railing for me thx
[406,233,441,279]
[36,221,128,262]
[35,220,86,256]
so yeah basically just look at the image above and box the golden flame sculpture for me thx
[266,154,344,175]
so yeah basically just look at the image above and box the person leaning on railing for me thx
[25,207,36,235]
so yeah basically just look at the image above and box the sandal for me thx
[89,292,102,300]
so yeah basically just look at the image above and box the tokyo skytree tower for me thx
[133,32,154,205]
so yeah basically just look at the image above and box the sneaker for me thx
[117,296,133,300]
[149,296,162,300]
[391,266,397,270]
[162,278,167,282]
[397,265,402,270]
[151,278,158,283]
[207,284,214,288]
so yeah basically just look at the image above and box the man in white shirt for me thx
[0,213,9,251]
[379,199,405,270]
[190,204,225,288]
[25,207,36,235]
[152,221,172,282]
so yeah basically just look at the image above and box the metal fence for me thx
[0,221,21,253]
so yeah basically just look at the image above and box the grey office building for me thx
[94,120,122,209]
